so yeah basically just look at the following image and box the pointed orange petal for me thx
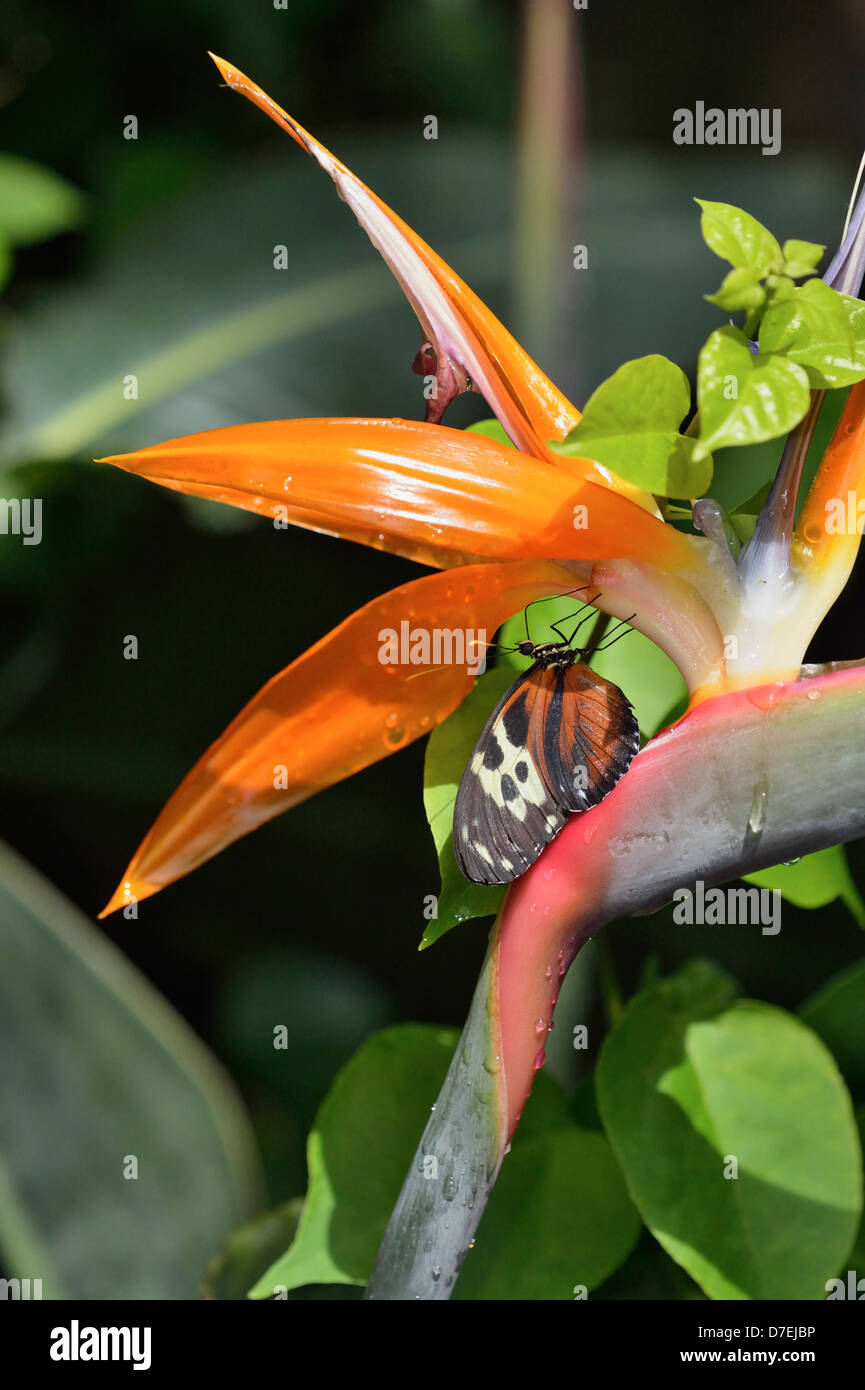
[208,52,576,461]
[100,559,578,915]
[796,379,865,581]
[99,417,687,570]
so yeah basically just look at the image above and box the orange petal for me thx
[208,52,576,461]
[788,380,865,650]
[100,559,579,915]
[796,379,865,582]
[99,417,687,570]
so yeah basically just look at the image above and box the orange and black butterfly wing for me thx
[453,662,639,885]
[453,663,564,884]
[537,662,640,813]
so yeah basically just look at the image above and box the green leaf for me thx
[728,479,773,542]
[421,667,513,947]
[764,273,796,302]
[454,1128,641,1300]
[759,278,865,389]
[743,845,865,927]
[466,418,515,448]
[848,1108,865,1275]
[249,1025,576,1297]
[782,238,825,273]
[596,959,862,1300]
[705,266,767,312]
[696,200,782,273]
[0,153,84,246]
[694,325,811,459]
[0,839,262,1298]
[550,355,711,498]
[782,263,819,282]
[801,960,865,1097]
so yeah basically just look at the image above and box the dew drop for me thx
[747,778,769,837]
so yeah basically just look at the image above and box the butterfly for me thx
[453,593,640,885]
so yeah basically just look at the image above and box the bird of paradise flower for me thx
[98,56,865,1300]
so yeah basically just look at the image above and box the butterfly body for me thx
[453,638,639,885]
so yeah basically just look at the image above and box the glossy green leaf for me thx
[550,355,710,498]
[0,153,84,247]
[705,266,766,312]
[421,667,513,948]
[801,960,865,1097]
[847,1108,865,1277]
[249,1025,575,1298]
[597,959,862,1300]
[759,278,865,388]
[744,845,865,927]
[764,273,796,302]
[454,1128,642,1300]
[0,839,262,1298]
[696,200,782,273]
[781,238,825,273]
[694,325,811,459]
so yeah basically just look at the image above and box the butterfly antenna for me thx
[552,592,603,643]
[588,613,637,655]
[402,635,500,681]
[522,584,592,643]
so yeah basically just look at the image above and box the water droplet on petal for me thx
[747,778,769,836]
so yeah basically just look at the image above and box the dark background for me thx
[1,0,863,1216]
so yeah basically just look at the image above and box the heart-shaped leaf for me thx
[597,960,862,1300]
[694,325,810,459]
[551,355,711,498]
[696,200,782,273]
[759,277,865,388]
